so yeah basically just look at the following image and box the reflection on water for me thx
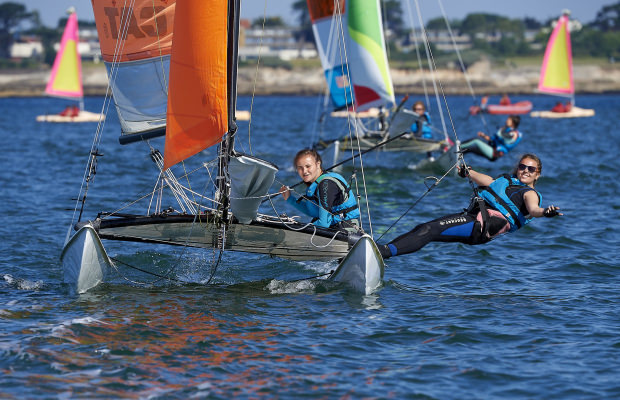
[11,292,330,397]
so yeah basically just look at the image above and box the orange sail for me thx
[91,0,176,137]
[163,0,228,170]
[93,0,174,62]
[45,11,82,98]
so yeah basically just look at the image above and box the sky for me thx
[18,0,615,28]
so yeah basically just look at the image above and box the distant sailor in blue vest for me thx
[378,154,562,259]
[410,101,433,139]
[460,115,522,161]
[279,149,361,229]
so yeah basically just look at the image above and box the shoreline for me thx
[2,61,620,97]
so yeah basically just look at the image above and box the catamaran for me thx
[306,0,453,166]
[36,8,104,123]
[530,10,595,118]
[60,0,383,295]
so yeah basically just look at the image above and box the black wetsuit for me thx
[380,185,535,258]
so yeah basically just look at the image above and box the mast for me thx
[216,0,242,217]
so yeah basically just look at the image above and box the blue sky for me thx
[20,0,615,28]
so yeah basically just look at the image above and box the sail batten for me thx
[45,11,83,99]
[538,13,574,95]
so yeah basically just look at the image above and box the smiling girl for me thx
[379,153,562,259]
[279,149,361,229]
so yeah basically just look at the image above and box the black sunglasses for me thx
[518,163,538,173]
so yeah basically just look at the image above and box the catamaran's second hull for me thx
[89,213,357,261]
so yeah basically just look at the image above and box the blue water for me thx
[1,94,619,398]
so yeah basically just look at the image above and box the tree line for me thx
[1,1,619,67]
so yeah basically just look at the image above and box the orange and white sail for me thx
[538,12,574,95]
[92,0,176,138]
[163,0,228,170]
[45,10,83,99]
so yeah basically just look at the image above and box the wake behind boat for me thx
[61,0,383,295]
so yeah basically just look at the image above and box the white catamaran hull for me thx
[60,223,113,294]
[63,217,383,294]
[329,234,384,295]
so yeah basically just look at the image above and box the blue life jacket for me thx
[478,174,541,232]
[410,112,432,139]
[492,127,522,154]
[303,172,360,225]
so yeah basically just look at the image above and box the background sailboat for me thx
[308,0,395,117]
[308,0,450,162]
[36,8,104,123]
[61,0,383,295]
[530,10,595,118]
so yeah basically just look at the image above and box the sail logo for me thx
[94,1,175,61]
[336,75,350,89]
[439,217,467,226]
[102,6,169,40]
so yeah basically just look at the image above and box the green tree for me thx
[251,16,286,28]
[27,25,59,65]
[381,0,405,37]
[0,2,34,58]
[591,1,620,31]
[292,0,313,44]
[426,17,461,31]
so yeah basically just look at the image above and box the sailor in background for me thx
[379,154,561,259]
[460,115,523,161]
[410,100,437,161]
[279,149,360,229]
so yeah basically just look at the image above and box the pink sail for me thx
[538,13,573,95]
[45,11,83,99]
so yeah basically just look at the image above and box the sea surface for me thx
[1,93,619,399]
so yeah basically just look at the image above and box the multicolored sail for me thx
[163,0,228,170]
[307,0,394,112]
[45,10,83,99]
[538,12,574,95]
[92,0,175,138]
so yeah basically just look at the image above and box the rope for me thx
[376,161,460,241]
[65,0,135,245]
[289,270,335,282]
[266,195,346,249]
[245,0,271,155]
[436,0,490,134]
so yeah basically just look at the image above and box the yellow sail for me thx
[45,11,82,98]
[538,13,573,95]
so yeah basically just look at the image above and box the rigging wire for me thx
[65,0,136,245]
[245,0,271,155]
[376,162,459,242]
[371,0,495,238]
[331,0,375,238]
[436,0,490,133]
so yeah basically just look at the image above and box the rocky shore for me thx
[1,60,619,97]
